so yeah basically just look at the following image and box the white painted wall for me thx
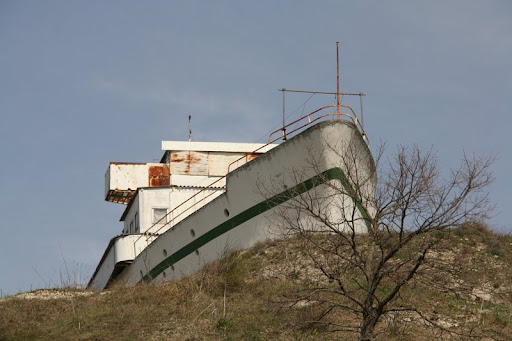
[88,234,157,290]
[93,143,281,289]
[122,193,140,234]
[113,121,375,288]
[122,186,224,235]
[105,163,152,198]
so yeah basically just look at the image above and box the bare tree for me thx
[264,142,494,340]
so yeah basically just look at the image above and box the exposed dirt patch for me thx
[6,289,97,301]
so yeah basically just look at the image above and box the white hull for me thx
[91,120,374,288]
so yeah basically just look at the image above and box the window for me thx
[153,208,167,224]
[129,221,134,233]
[134,212,139,232]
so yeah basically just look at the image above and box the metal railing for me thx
[267,104,368,146]
[134,103,368,244]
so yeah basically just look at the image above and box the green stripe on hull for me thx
[140,167,370,283]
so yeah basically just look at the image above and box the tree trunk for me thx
[360,312,379,341]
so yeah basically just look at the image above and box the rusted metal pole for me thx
[282,89,285,128]
[282,89,286,141]
[336,42,340,114]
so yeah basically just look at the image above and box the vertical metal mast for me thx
[336,41,340,115]
[188,115,192,142]
[282,89,286,141]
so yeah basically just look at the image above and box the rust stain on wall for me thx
[170,151,207,175]
[148,165,170,186]
[246,153,259,162]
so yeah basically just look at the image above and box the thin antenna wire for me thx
[188,115,192,142]
[254,92,316,144]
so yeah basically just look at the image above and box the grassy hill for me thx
[1,223,511,340]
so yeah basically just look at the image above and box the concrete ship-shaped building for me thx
[89,104,375,290]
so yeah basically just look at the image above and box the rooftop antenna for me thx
[188,115,192,142]
[278,42,366,133]
[336,41,340,114]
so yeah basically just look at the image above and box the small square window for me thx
[153,208,167,224]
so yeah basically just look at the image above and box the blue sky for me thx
[1,1,511,295]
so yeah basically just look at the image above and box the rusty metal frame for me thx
[266,104,367,146]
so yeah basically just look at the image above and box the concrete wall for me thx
[122,193,140,234]
[113,120,375,288]
[88,234,157,290]
[122,187,224,235]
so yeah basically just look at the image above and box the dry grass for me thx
[1,224,511,340]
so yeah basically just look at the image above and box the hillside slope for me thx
[1,224,511,340]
